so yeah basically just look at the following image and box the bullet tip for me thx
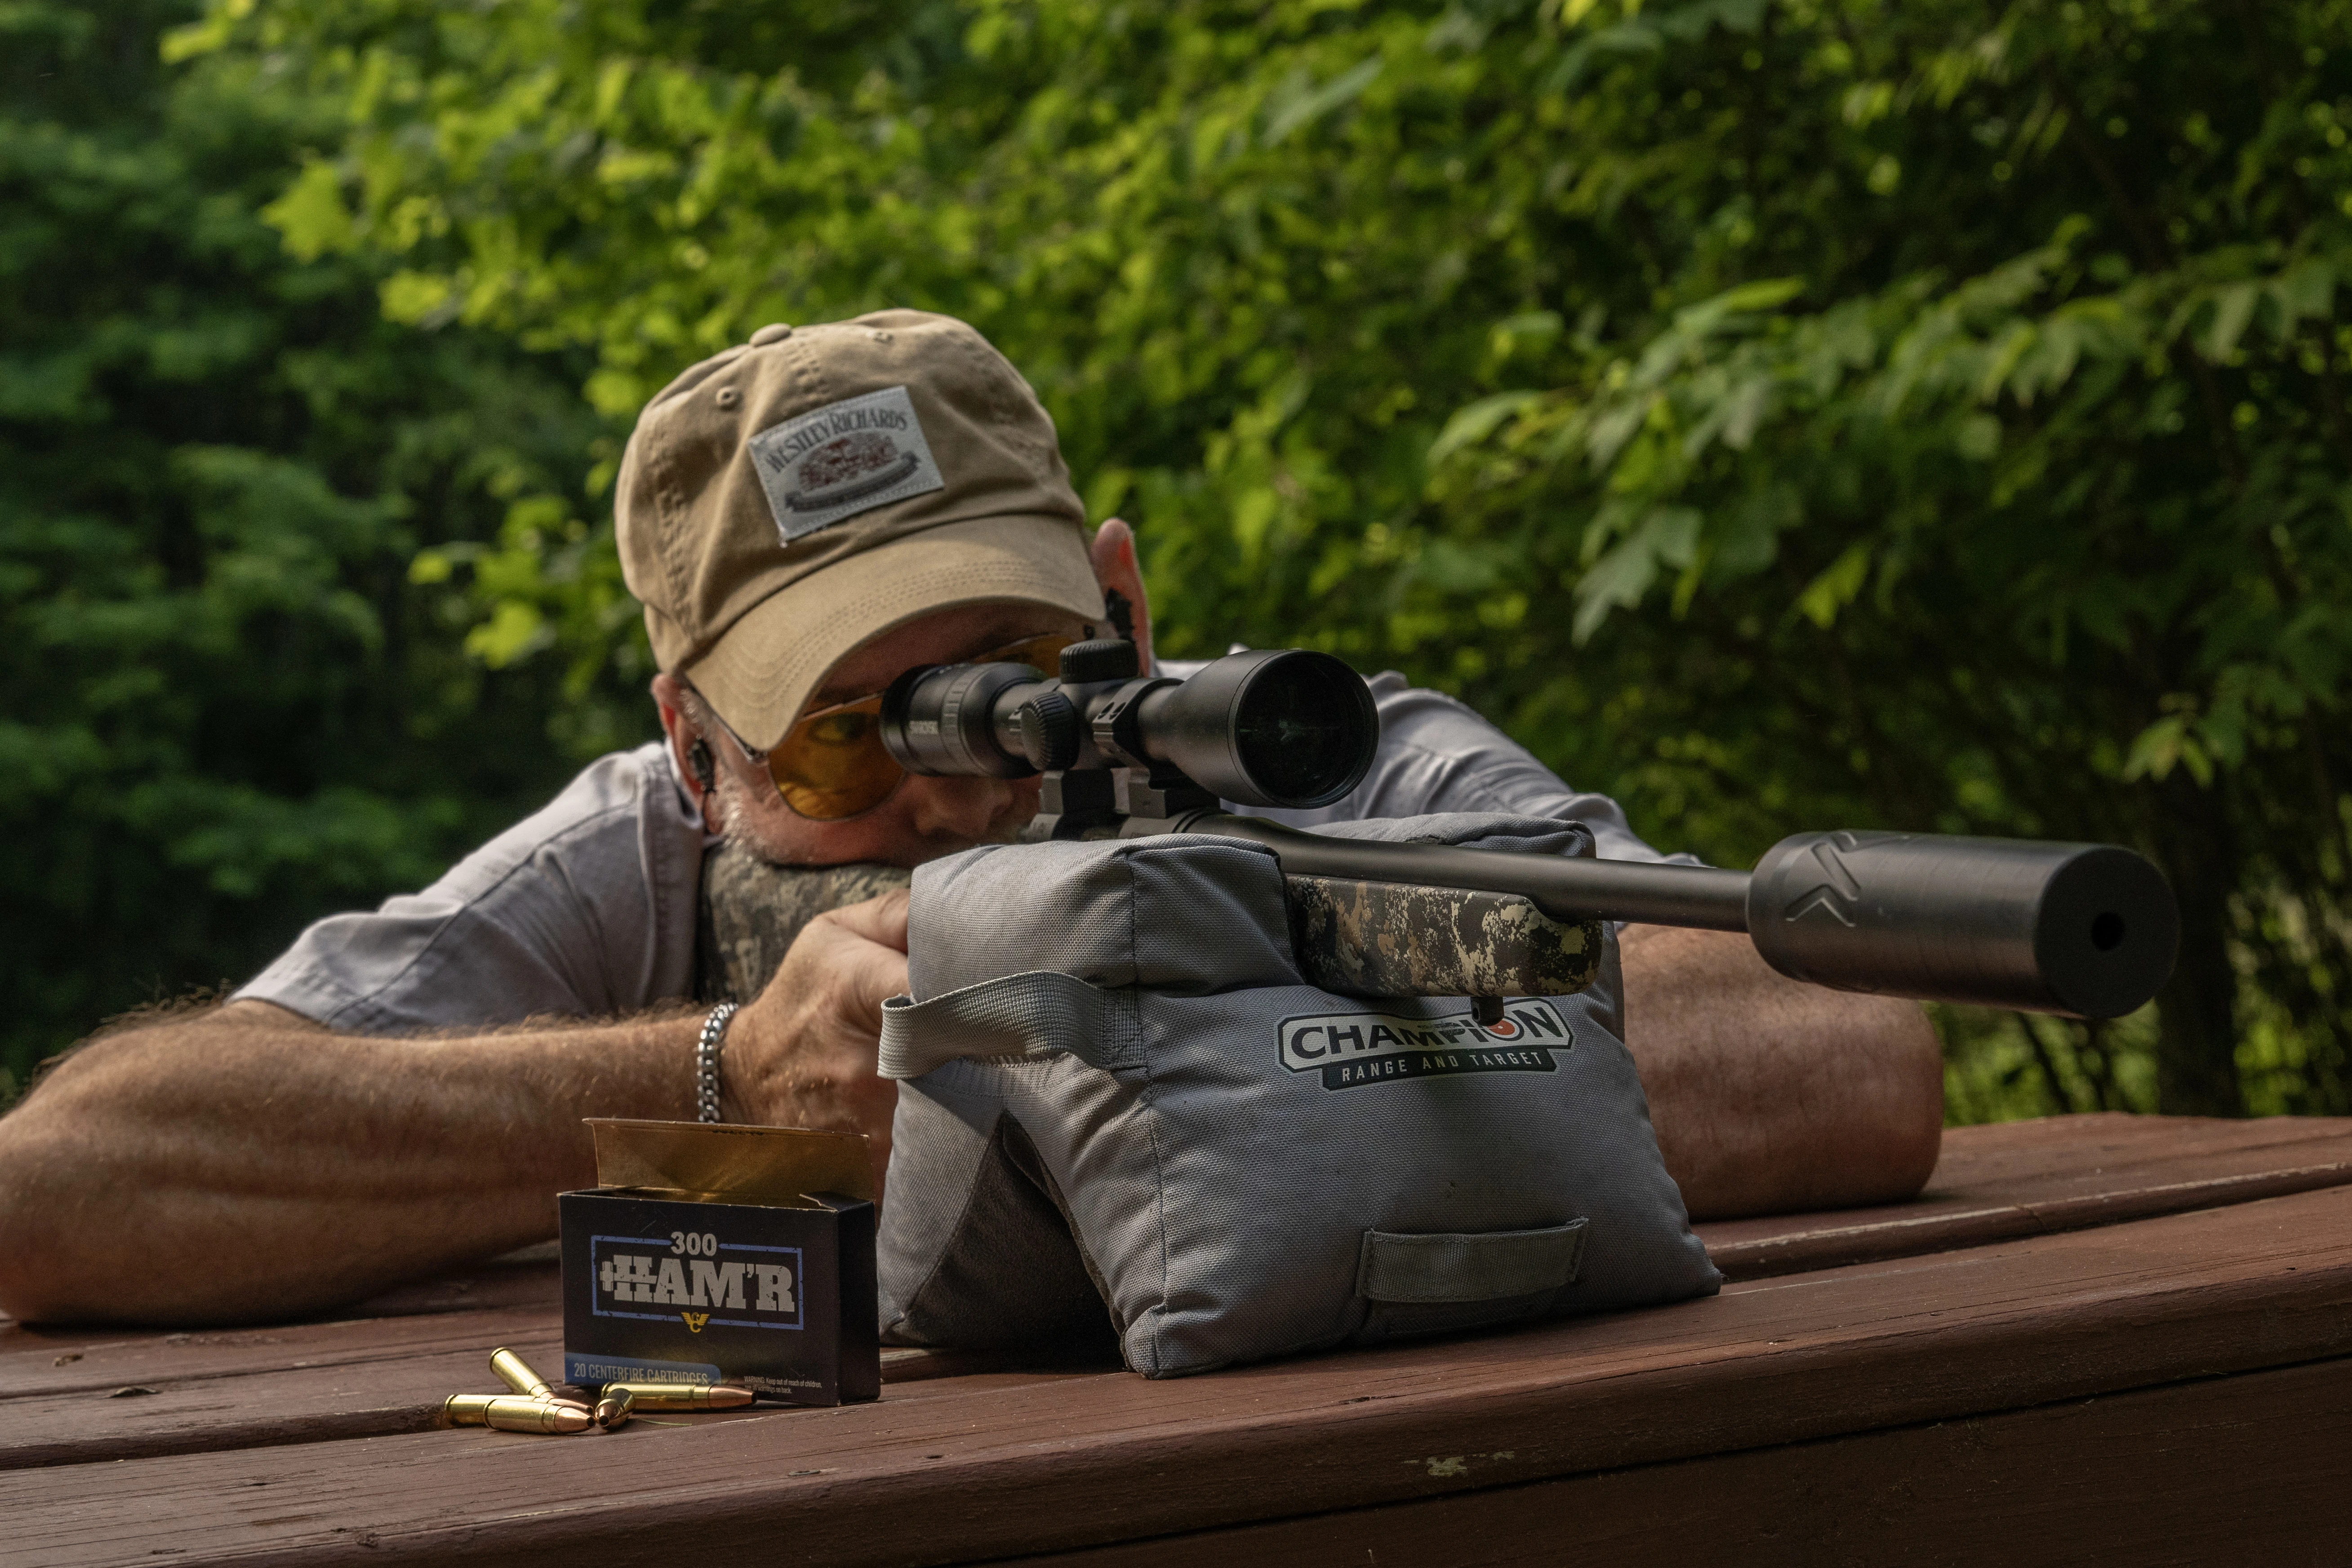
[594,1388,635,1430]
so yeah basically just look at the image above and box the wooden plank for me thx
[1698,1111,2352,1279]
[0,1322,1094,1470]
[0,1305,570,1401]
[0,1252,566,1361]
[0,1309,994,1404]
[0,1344,1107,1472]
[0,1255,565,1373]
[332,1248,563,1318]
[1906,1110,2352,1186]
[7,1184,2351,1568]
[1002,1354,2352,1567]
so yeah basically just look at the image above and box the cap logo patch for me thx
[747,385,946,541]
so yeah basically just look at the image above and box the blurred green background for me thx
[4,0,2346,1122]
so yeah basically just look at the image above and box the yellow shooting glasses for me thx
[754,631,1078,821]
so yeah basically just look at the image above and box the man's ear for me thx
[650,672,720,831]
[1088,518,1154,671]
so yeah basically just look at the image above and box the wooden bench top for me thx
[7,1112,2350,1565]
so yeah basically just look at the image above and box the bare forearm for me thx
[0,1002,699,1324]
[1618,926,1944,1220]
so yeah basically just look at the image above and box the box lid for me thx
[584,1119,875,1207]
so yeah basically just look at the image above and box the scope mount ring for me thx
[1087,676,1179,770]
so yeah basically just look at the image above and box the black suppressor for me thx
[882,644,2180,1018]
[880,642,1379,810]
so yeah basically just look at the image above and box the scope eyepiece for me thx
[878,659,1043,780]
[878,647,1379,812]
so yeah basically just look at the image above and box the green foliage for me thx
[0,0,630,1091]
[26,0,2352,1119]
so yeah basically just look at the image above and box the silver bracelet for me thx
[695,1003,739,1124]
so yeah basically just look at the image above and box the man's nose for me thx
[901,774,1012,843]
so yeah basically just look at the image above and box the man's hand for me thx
[725,888,910,1191]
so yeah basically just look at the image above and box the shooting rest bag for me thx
[873,814,1721,1377]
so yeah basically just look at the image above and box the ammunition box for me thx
[560,1119,880,1409]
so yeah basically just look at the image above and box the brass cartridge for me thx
[490,1396,593,1434]
[443,1393,593,1434]
[489,1346,555,1399]
[593,1387,635,1431]
[442,1392,499,1426]
[596,1381,756,1411]
[443,1393,592,1432]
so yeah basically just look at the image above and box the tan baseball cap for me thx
[616,309,1105,751]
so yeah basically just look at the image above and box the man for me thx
[0,312,1943,1326]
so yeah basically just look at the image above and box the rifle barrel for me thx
[1187,814,1752,930]
[1181,814,2179,1020]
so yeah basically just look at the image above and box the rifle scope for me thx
[880,643,1379,811]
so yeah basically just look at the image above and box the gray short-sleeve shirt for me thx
[236,671,1683,1033]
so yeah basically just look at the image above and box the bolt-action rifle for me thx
[880,640,2180,1022]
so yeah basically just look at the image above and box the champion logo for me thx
[1275,1000,1571,1090]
